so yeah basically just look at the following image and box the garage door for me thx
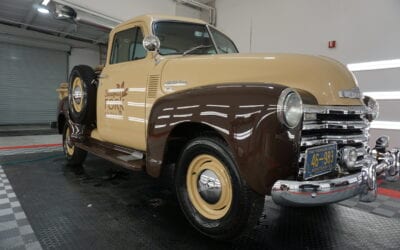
[0,42,68,125]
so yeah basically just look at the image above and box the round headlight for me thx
[278,89,303,128]
[363,95,379,121]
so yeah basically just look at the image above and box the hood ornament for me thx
[338,87,362,99]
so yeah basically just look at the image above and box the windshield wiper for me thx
[182,44,213,56]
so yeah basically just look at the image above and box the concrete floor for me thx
[0,124,60,147]
[0,126,399,249]
[0,135,61,147]
[0,124,58,138]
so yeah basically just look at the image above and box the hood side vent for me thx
[147,75,160,98]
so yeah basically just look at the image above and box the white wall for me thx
[175,1,216,23]
[64,0,176,21]
[176,4,202,19]
[216,0,400,148]
[69,48,100,73]
[64,0,213,23]
[216,0,400,64]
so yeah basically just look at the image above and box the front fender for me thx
[147,83,306,195]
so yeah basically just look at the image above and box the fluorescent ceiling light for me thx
[37,7,50,14]
[347,59,400,72]
[371,121,400,130]
[41,0,50,6]
[363,91,400,100]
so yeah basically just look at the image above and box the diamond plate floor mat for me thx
[0,165,42,250]
[1,152,400,250]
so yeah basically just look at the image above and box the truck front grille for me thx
[299,105,370,177]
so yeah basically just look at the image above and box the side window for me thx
[110,27,146,64]
[133,29,146,60]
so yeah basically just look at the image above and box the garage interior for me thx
[0,0,399,249]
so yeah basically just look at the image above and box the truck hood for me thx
[160,53,363,105]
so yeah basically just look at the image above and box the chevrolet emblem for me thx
[338,87,362,99]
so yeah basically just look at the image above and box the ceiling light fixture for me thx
[347,59,400,72]
[37,7,50,14]
[41,0,51,6]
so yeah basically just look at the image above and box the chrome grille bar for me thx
[301,135,369,147]
[303,120,369,130]
[303,105,371,115]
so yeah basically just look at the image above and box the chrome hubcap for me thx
[197,169,222,204]
[72,85,82,104]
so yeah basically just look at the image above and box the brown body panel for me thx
[147,83,316,195]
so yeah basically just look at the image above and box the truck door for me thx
[97,23,152,151]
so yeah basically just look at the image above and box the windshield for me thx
[209,27,238,54]
[153,21,238,55]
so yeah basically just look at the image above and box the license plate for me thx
[304,144,337,180]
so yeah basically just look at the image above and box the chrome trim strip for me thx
[303,105,369,115]
[206,24,219,54]
[163,81,188,88]
[302,134,368,141]
[301,136,368,147]
[303,120,369,130]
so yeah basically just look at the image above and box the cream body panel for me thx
[160,53,362,106]
[90,129,102,141]
[97,22,152,151]
[93,15,363,151]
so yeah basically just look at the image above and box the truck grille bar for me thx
[299,105,370,175]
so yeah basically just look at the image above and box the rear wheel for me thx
[62,124,87,166]
[175,137,265,240]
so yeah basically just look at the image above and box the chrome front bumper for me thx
[271,173,363,207]
[271,137,400,207]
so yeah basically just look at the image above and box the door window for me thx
[110,27,146,64]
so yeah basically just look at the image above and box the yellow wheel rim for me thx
[64,127,75,156]
[72,77,83,113]
[186,154,233,220]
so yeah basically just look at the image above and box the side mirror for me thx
[143,35,160,52]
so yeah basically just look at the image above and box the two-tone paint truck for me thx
[57,14,399,240]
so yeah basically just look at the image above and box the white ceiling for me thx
[0,0,215,44]
[0,0,110,44]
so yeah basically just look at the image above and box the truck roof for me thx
[115,14,208,29]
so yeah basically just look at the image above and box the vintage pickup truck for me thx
[57,14,400,240]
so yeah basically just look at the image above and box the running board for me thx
[76,139,145,171]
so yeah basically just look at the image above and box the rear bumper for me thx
[271,173,363,207]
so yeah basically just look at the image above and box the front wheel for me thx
[175,137,265,240]
[62,124,87,166]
